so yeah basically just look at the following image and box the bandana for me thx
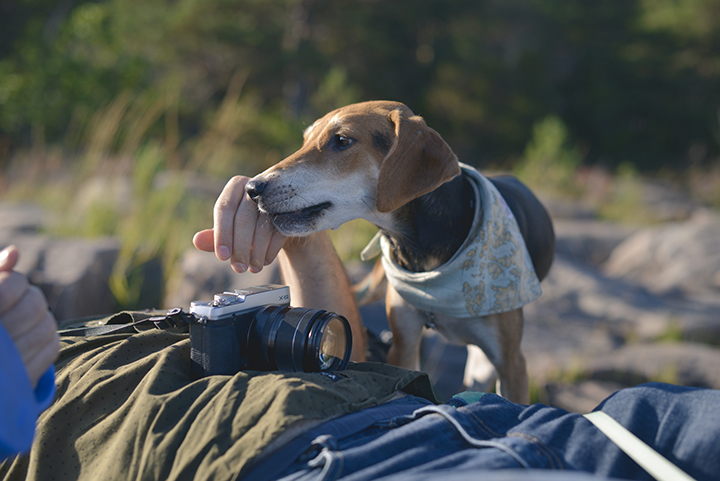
[361,163,542,318]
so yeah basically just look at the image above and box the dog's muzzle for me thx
[245,179,267,202]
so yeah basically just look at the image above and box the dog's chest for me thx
[378,164,542,319]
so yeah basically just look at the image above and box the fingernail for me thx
[249,265,261,274]
[0,248,9,265]
[217,245,230,260]
[232,262,247,273]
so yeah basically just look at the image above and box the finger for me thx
[192,229,215,252]
[265,230,288,266]
[0,271,29,317]
[0,285,49,340]
[214,176,251,261]
[15,312,60,387]
[248,212,276,272]
[230,191,260,273]
[0,245,19,272]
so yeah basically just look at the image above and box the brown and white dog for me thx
[245,101,554,403]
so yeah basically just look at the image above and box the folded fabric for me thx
[364,163,542,318]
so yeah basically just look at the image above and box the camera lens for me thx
[305,312,351,372]
[315,316,349,371]
[250,306,352,372]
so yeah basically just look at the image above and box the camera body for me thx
[189,284,352,377]
[189,285,290,377]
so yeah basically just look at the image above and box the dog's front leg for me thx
[385,284,426,371]
[448,309,530,404]
[492,309,529,405]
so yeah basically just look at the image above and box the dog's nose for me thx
[245,179,267,202]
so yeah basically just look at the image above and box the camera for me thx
[189,284,352,377]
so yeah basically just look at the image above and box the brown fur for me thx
[246,101,555,404]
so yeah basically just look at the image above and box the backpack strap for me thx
[584,411,696,481]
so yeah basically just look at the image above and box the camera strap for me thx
[58,308,197,337]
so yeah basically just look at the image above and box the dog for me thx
[245,101,555,403]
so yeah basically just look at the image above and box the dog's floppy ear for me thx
[375,109,460,213]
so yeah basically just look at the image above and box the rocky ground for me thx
[2,179,720,412]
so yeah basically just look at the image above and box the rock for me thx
[130,256,165,312]
[544,380,625,413]
[534,341,720,413]
[536,341,720,412]
[604,210,720,296]
[640,179,698,222]
[0,203,47,234]
[525,257,652,347]
[0,235,121,324]
[0,234,50,275]
[584,342,720,390]
[0,200,176,322]
[538,195,597,220]
[164,249,282,309]
[0,200,122,323]
[36,237,120,324]
[553,219,638,266]
[522,253,720,387]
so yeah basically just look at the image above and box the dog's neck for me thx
[381,173,476,272]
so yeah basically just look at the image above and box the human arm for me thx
[276,235,367,361]
[192,175,367,361]
[0,245,60,458]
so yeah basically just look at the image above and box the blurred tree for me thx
[1,0,719,172]
[514,115,583,195]
[0,1,150,147]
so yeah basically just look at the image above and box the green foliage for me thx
[649,362,680,386]
[3,90,241,310]
[638,0,719,38]
[596,163,659,225]
[327,219,381,264]
[310,67,362,118]
[0,1,150,140]
[110,161,195,309]
[514,115,583,196]
[75,202,121,238]
[2,0,720,170]
[655,321,685,343]
[528,378,549,405]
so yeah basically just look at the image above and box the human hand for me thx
[0,245,60,388]
[193,175,288,273]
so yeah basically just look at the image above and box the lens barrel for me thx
[249,306,352,372]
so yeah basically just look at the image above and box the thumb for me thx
[192,230,215,252]
[0,245,19,272]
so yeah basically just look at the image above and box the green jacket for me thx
[0,312,437,481]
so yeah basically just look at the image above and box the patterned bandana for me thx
[361,163,542,318]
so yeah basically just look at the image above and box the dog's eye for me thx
[335,134,354,150]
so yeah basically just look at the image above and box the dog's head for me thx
[246,100,460,236]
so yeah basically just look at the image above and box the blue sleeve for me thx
[0,323,56,460]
